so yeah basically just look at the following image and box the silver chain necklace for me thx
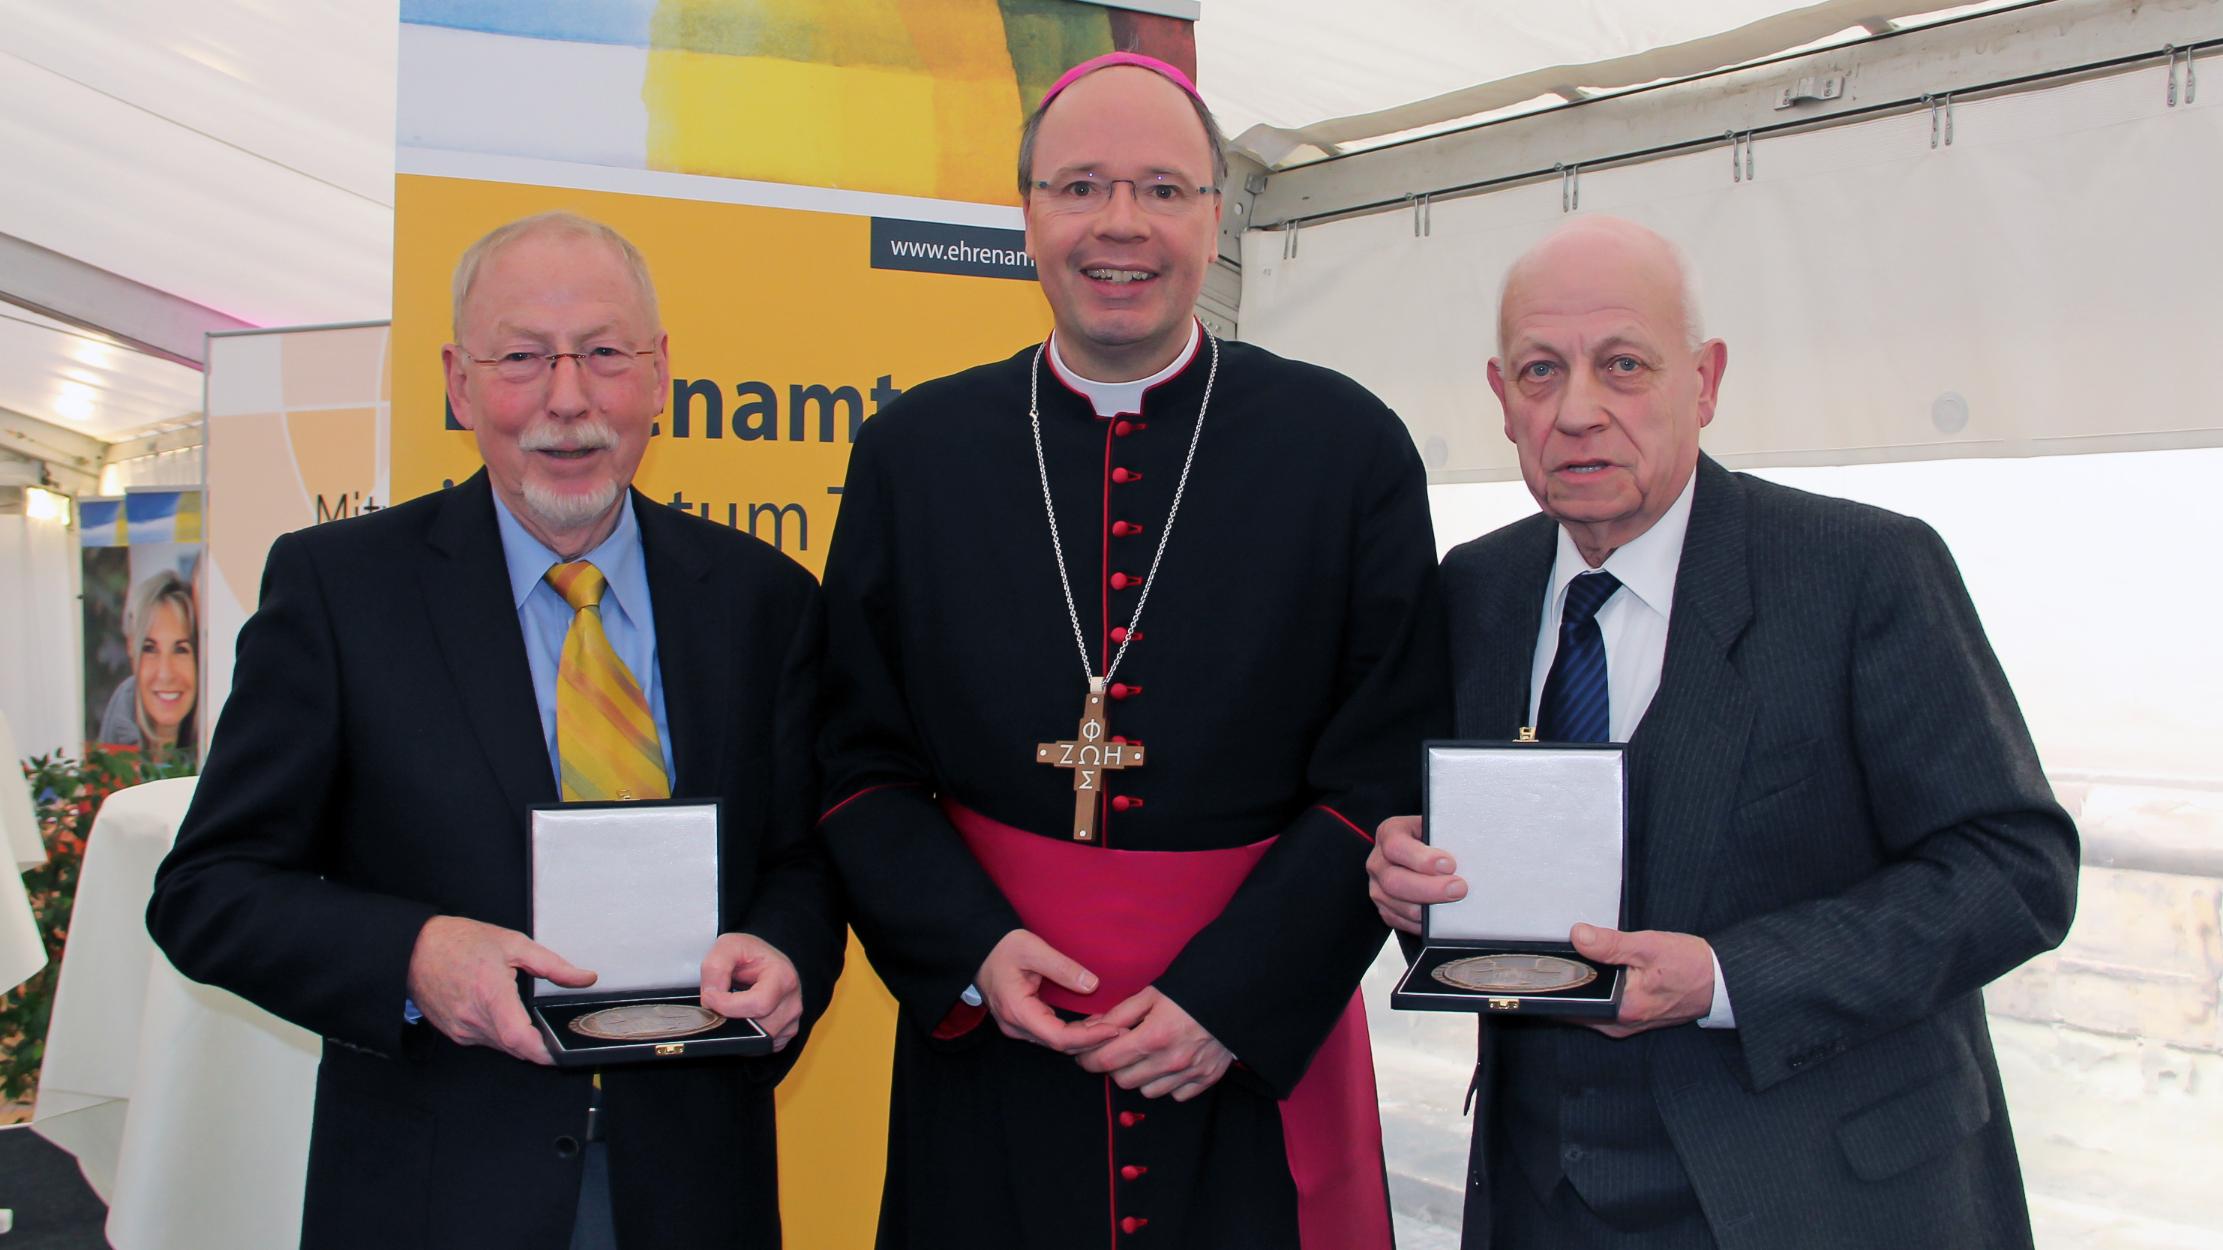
[1027,331,1219,843]
[1029,330,1218,690]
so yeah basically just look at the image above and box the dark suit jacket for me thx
[1442,456,2077,1250]
[147,471,843,1250]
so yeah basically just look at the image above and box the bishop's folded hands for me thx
[1074,986,1234,1103]
[976,928,1122,1054]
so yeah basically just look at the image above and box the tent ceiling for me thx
[0,0,2046,446]
[1198,1,2032,167]
[0,0,396,447]
[0,0,396,330]
[0,309,204,445]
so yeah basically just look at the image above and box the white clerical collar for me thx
[1548,467,1699,622]
[1045,319,1202,418]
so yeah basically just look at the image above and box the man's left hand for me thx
[1570,923,1716,1038]
[700,933,805,1050]
[1074,987,1234,1102]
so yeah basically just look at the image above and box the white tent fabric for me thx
[0,0,396,331]
[0,510,78,761]
[98,448,207,494]
[1201,0,2028,166]
[0,0,396,452]
[0,310,203,443]
[1238,62,2223,480]
[1,0,2021,445]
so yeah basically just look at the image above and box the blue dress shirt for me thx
[490,491,676,789]
[406,492,674,1026]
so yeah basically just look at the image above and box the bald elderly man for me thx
[1367,216,2077,1250]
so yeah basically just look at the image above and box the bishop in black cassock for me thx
[821,48,1449,1249]
[817,316,1448,1247]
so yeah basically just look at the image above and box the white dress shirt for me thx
[1524,471,1736,1029]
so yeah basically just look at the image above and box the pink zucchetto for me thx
[1039,51,1201,108]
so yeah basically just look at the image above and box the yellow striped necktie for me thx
[545,561,670,802]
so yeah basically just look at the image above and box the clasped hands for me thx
[405,915,804,1065]
[1367,815,1716,1036]
[975,929,1233,1102]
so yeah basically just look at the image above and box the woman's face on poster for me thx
[136,597,197,740]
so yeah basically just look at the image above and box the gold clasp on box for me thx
[1487,997,1520,1011]
[654,1043,686,1056]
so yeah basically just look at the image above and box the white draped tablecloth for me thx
[0,711,42,869]
[30,775,319,1250]
[1,710,46,992]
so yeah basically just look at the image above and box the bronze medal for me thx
[567,1003,725,1041]
[1432,953,1598,994]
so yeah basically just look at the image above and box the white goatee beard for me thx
[521,476,623,535]
[515,417,623,536]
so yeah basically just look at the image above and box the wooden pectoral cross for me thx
[1036,679,1144,843]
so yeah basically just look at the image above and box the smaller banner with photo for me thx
[80,490,204,768]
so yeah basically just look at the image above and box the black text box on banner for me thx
[871,218,1037,281]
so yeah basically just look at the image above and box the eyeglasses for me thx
[459,345,657,385]
[1030,172,1221,217]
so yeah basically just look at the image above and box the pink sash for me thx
[945,799,1392,1250]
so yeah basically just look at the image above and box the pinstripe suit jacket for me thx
[1441,455,2078,1249]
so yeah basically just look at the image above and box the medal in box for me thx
[1392,740,1629,1018]
[527,799,772,1065]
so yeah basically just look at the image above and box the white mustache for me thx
[519,420,617,453]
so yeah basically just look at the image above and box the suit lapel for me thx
[420,471,557,816]
[1450,515,1556,739]
[1626,456,1755,934]
[636,492,728,798]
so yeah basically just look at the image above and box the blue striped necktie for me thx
[1537,570,1622,743]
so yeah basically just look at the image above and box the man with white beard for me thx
[149,212,844,1250]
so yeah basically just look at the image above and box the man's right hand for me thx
[406,915,596,1065]
[975,929,1122,1054]
[1366,814,1468,934]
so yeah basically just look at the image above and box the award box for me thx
[527,799,771,1066]
[1391,740,1629,1018]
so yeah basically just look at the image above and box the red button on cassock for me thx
[1119,1111,1146,1128]
[1111,467,1143,484]
[1121,1217,1150,1234]
[1111,795,1142,812]
[1109,572,1142,591]
[1111,520,1145,537]
[1121,1165,1149,1181]
[1109,683,1140,700]
[1109,626,1144,643]
[1113,420,1136,437]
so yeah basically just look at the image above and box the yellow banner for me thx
[391,176,1049,574]
[392,4,1194,1240]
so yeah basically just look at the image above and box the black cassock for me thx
[819,334,1449,1249]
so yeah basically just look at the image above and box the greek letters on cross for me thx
[1036,685,1145,843]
